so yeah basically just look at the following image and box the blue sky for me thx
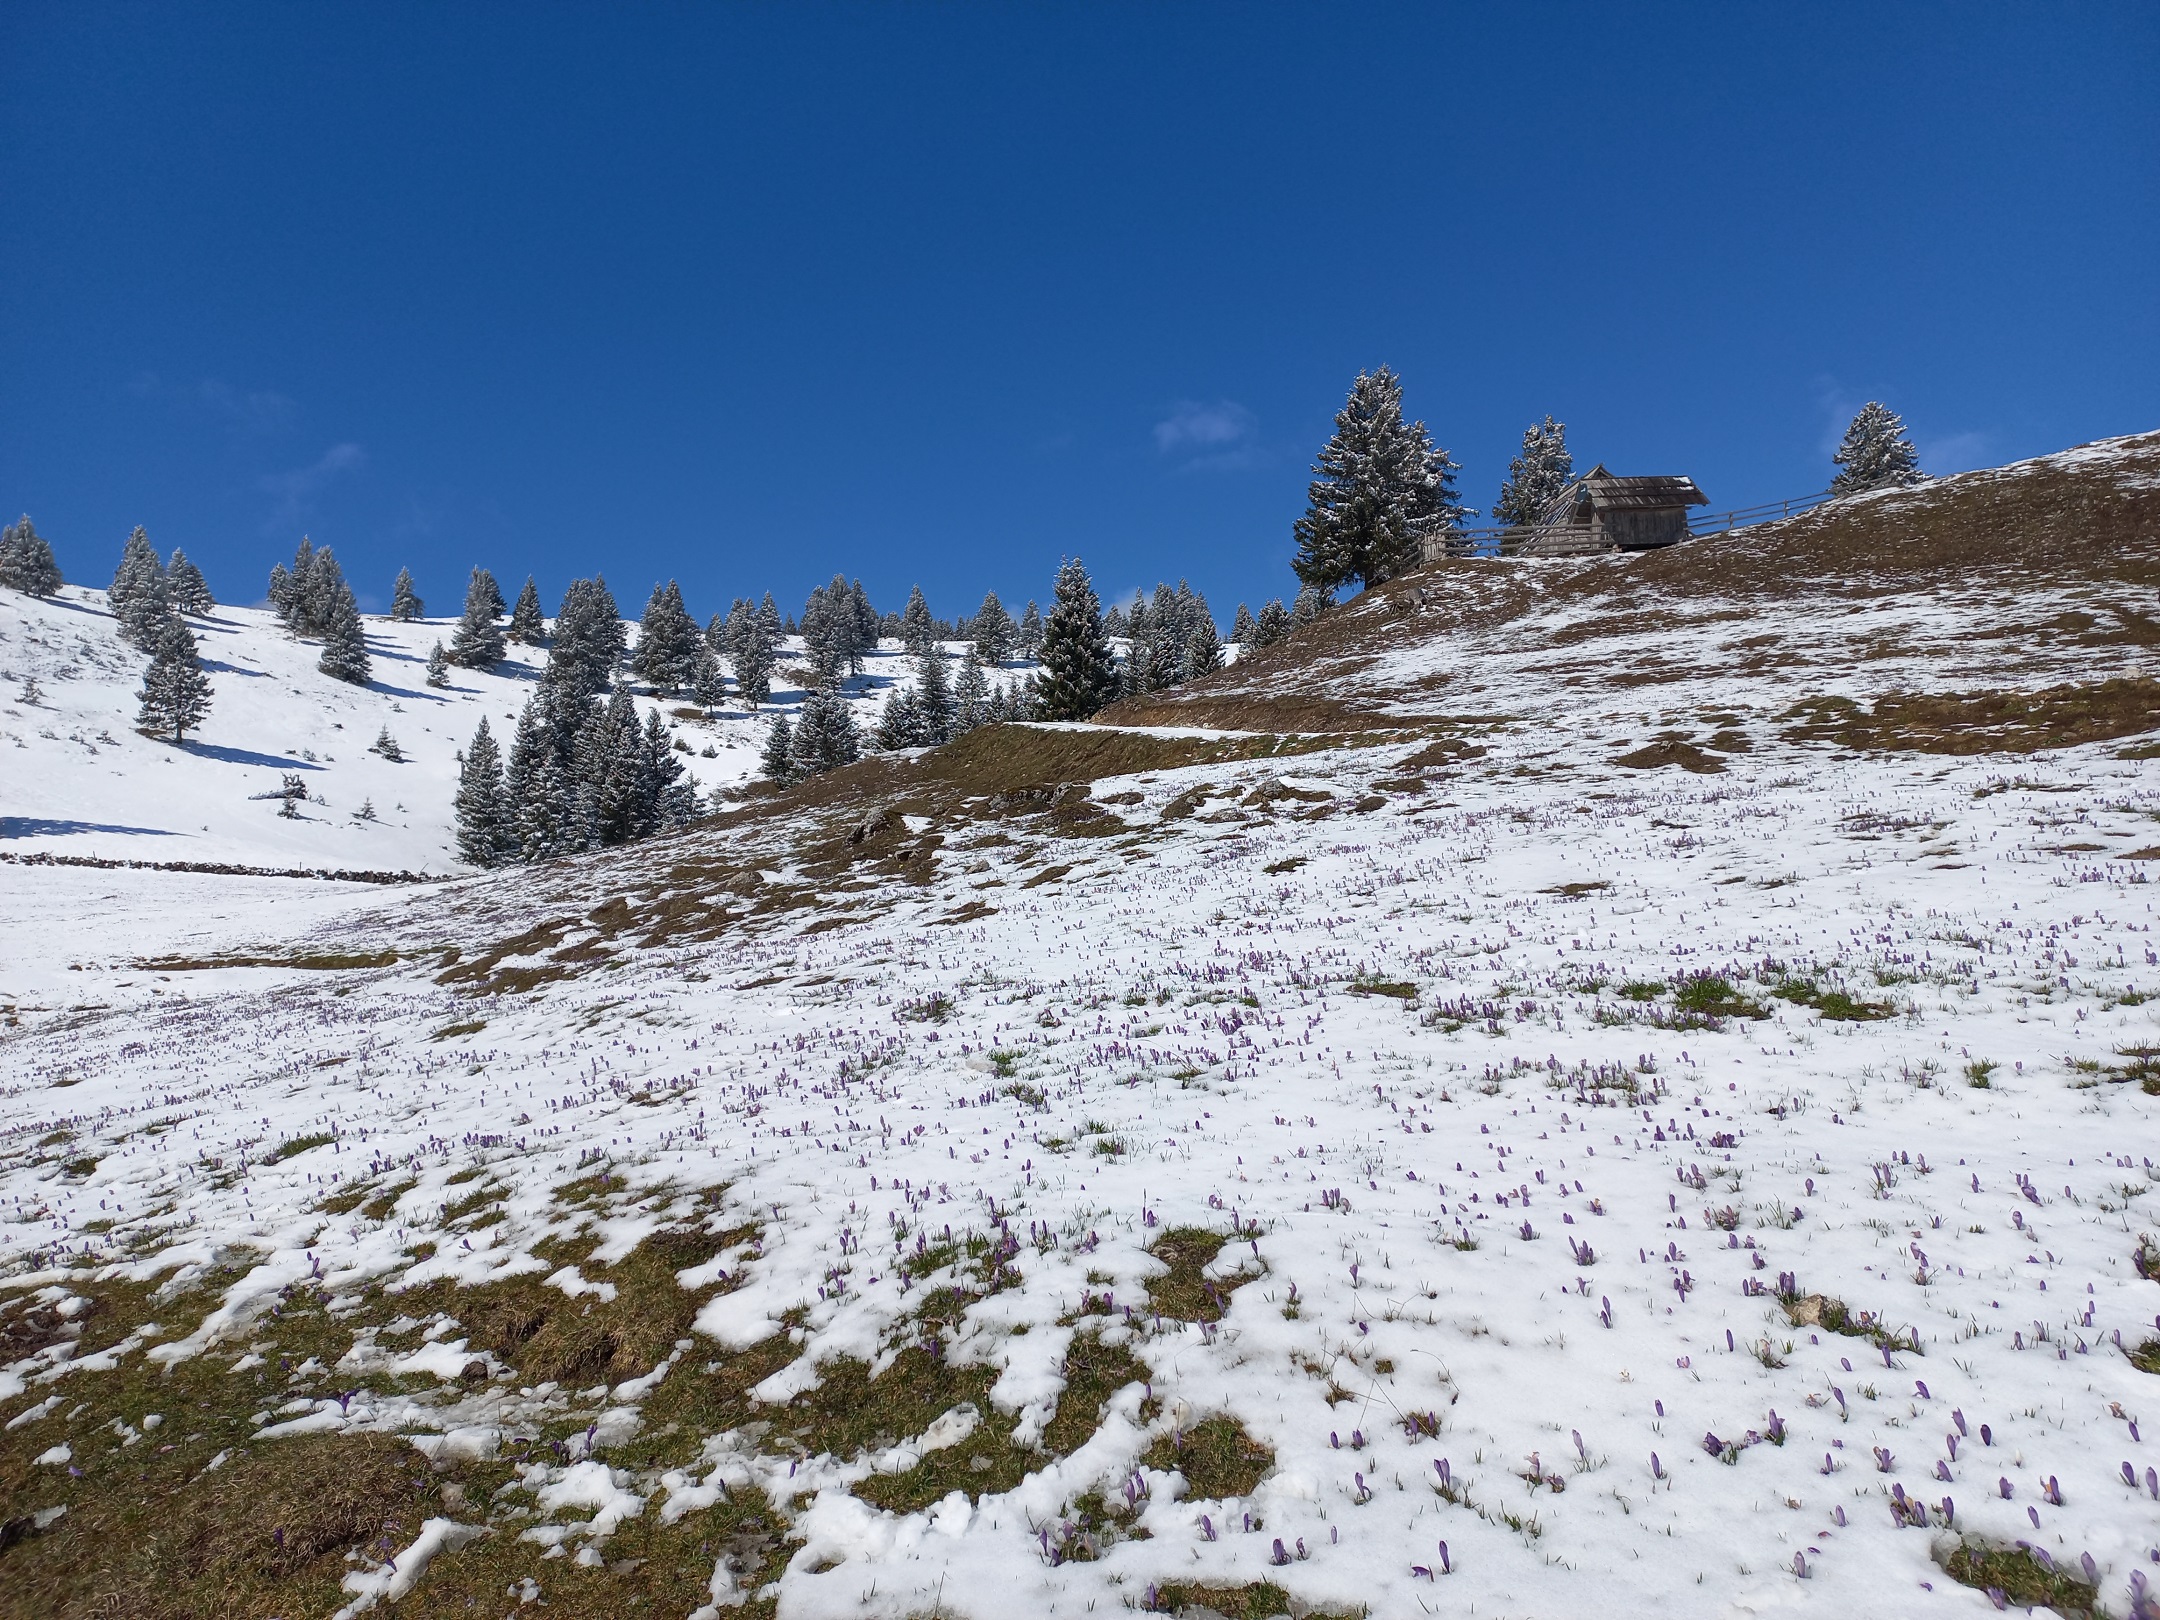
[3,4,2154,625]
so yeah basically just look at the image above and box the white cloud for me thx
[1917,430,1991,476]
[258,442,365,531]
[1154,399,1256,455]
[199,379,298,436]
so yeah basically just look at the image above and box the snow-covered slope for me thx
[4,438,2160,1620]
[0,586,1011,874]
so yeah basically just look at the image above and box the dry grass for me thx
[1937,1539,2097,1617]
[1145,1228,1231,1322]
[1141,1415,1275,1500]
[1782,679,2160,754]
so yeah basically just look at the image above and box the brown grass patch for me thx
[1783,678,2160,754]
[1612,739,1726,774]
[1141,1414,1275,1500]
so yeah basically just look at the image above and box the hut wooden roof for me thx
[1576,466,1710,510]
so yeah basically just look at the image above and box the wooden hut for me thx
[1514,466,1709,555]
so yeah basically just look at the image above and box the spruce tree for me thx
[544,577,626,702]
[297,544,354,640]
[1183,615,1224,680]
[1019,600,1042,657]
[111,527,169,647]
[640,708,700,833]
[790,688,860,777]
[508,576,546,643]
[691,642,726,709]
[135,611,213,741]
[318,590,372,685]
[1292,366,1467,592]
[1492,416,1574,531]
[634,579,699,692]
[876,687,925,750]
[953,645,991,734]
[505,694,573,861]
[761,712,795,782]
[450,567,508,668]
[849,580,880,671]
[914,648,954,744]
[900,585,937,656]
[390,567,424,622]
[1230,603,1256,644]
[0,516,63,596]
[167,549,216,616]
[425,641,451,688]
[1253,598,1292,647]
[757,592,783,647]
[1036,558,1119,721]
[454,717,510,866]
[1831,402,1925,496]
[1291,583,1332,624]
[728,606,774,710]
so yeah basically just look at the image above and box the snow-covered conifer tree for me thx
[545,577,625,702]
[915,647,953,744]
[900,586,936,657]
[425,641,451,688]
[318,590,372,685]
[1253,598,1292,647]
[761,712,795,782]
[111,527,170,648]
[1293,366,1467,591]
[691,641,725,710]
[390,567,424,622]
[454,717,510,866]
[970,591,1015,662]
[508,576,546,644]
[790,688,860,777]
[1230,603,1256,644]
[0,516,63,596]
[634,579,699,692]
[728,605,774,709]
[1183,615,1224,680]
[135,611,212,741]
[1036,558,1119,721]
[167,550,215,616]
[1018,600,1042,656]
[450,567,508,668]
[1291,583,1331,624]
[953,646,991,734]
[1830,402,1925,496]
[505,694,572,861]
[1492,416,1574,531]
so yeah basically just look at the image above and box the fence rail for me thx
[1687,490,1833,535]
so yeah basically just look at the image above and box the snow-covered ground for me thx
[4,449,2160,1618]
[0,584,1026,873]
[5,713,2160,1615]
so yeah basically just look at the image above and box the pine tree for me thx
[953,645,991,734]
[1183,615,1224,680]
[167,549,215,616]
[897,585,934,657]
[1292,366,1468,592]
[1230,603,1256,644]
[390,567,424,622]
[1036,558,1119,721]
[508,576,546,644]
[634,579,699,692]
[914,648,953,744]
[875,687,925,750]
[544,577,625,702]
[370,725,404,761]
[691,641,725,709]
[640,708,699,833]
[318,590,372,685]
[111,527,169,647]
[1253,598,1292,647]
[757,591,783,646]
[506,693,574,861]
[790,688,860,777]
[1019,600,1043,656]
[449,567,508,668]
[1492,416,1574,530]
[761,712,795,782]
[849,580,879,672]
[727,605,774,710]
[1291,583,1332,624]
[799,582,849,688]
[298,544,354,639]
[454,717,510,866]
[0,515,63,596]
[1831,402,1925,496]
[135,611,212,741]
[425,641,451,687]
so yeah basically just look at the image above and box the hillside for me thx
[0,589,1006,875]
[4,436,2160,1620]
